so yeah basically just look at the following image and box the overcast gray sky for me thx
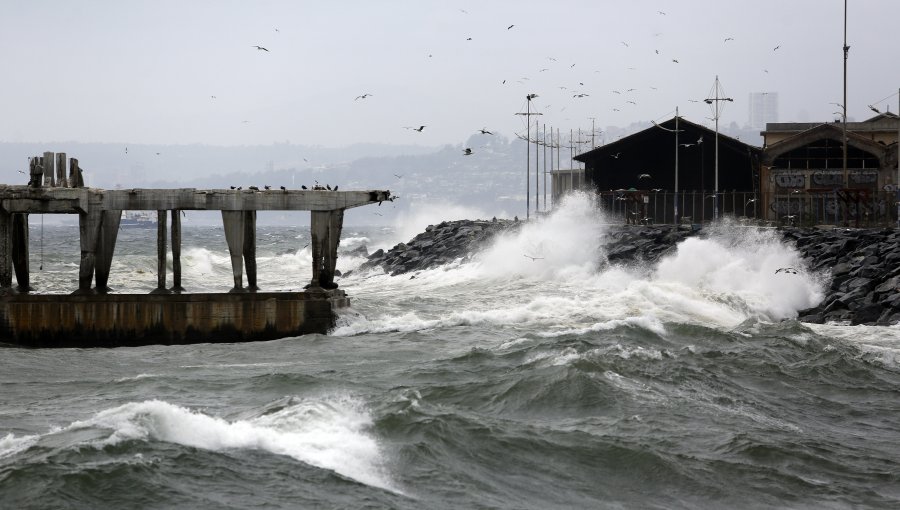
[2,0,898,148]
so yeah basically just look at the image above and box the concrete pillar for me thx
[28,157,42,188]
[55,153,67,188]
[43,151,55,187]
[153,210,169,293]
[221,210,245,291]
[171,209,183,292]
[0,211,11,288]
[95,210,122,292]
[77,209,103,292]
[310,209,344,289]
[11,214,29,291]
[243,210,258,290]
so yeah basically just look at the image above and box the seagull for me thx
[746,198,757,205]
[301,185,308,190]
[724,37,734,43]
[773,45,781,51]
[333,185,338,191]
[507,24,514,30]
[463,148,473,156]
[253,45,269,52]
[775,267,798,274]
[248,185,259,191]
[680,143,694,148]
[621,41,629,47]
[611,152,622,159]
[466,37,472,41]
[626,100,637,105]
[264,185,271,190]
[326,184,332,190]
[211,95,217,99]
[672,59,679,63]
[638,173,651,180]
[394,174,403,179]
[280,185,286,190]
[479,128,493,135]
[523,254,544,261]
[404,125,426,132]
[658,10,666,15]
[869,105,881,113]
[355,93,372,100]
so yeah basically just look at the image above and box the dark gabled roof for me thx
[863,111,898,123]
[574,116,761,163]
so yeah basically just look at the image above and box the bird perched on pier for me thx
[463,148,473,156]
[333,185,339,191]
[230,186,236,190]
[301,185,307,190]
[326,184,332,190]
[280,185,286,191]
[249,185,259,191]
[264,185,271,190]
[253,45,269,51]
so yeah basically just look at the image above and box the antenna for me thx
[515,94,543,219]
[704,75,733,220]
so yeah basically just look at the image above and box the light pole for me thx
[705,76,733,220]
[515,94,541,219]
[651,107,684,225]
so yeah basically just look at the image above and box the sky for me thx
[2,0,898,149]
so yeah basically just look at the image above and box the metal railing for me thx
[596,190,900,227]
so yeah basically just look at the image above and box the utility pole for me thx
[515,94,541,219]
[543,123,547,212]
[589,117,597,148]
[705,76,733,220]
[842,0,849,196]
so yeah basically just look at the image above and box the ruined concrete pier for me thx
[0,164,390,347]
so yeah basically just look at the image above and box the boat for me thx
[120,211,157,228]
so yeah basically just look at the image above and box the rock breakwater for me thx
[356,220,900,326]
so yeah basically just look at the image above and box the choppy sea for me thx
[2,195,899,509]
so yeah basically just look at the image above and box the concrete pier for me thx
[0,179,391,347]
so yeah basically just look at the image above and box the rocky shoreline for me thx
[354,219,900,326]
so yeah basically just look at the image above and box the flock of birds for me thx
[227,182,338,192]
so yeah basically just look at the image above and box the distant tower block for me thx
[748,92,778,131]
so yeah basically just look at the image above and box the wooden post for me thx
[243,210,257,290]
[171,209,183,291]
[43,151,55,187]
[153,210,169,293]
[221,210,245,291]
[95,210,122,292]
[11,214,29,291]
[56,153,67,187]
[0,211,11,288]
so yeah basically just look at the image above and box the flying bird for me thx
[724,37,734,43]
[773,45,781,51]
[252,45,269,52]
[394,174,403,179]
[404,125,426,132]
[463,148,473,156]
[523,254,544,261]
[507,24,514,30]
[611,152,622,158]
[672,59,679,63]
[479,128,493,135]
[638,173,651,180]
[775,267,798,274]
[869,105,881,113]
[355,93,372,100]
[621,41,629,47]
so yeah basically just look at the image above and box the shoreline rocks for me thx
[358,220,900,326]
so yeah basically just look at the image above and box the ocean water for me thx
[2,194,899,509]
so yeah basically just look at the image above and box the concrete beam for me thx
[0,186,391,213]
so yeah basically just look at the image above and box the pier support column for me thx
[0,211,11,289]
[171,209,183,292]
[243,211,258,291]
[11,214,29,291]
[151,210,170,294]
[77,209,102,293]
[310,209,344,289]
[95,210,121,293]
[222,211,245,291]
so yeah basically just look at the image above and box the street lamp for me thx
[651,107,684,226]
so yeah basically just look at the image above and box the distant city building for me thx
[748,92,778,130]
